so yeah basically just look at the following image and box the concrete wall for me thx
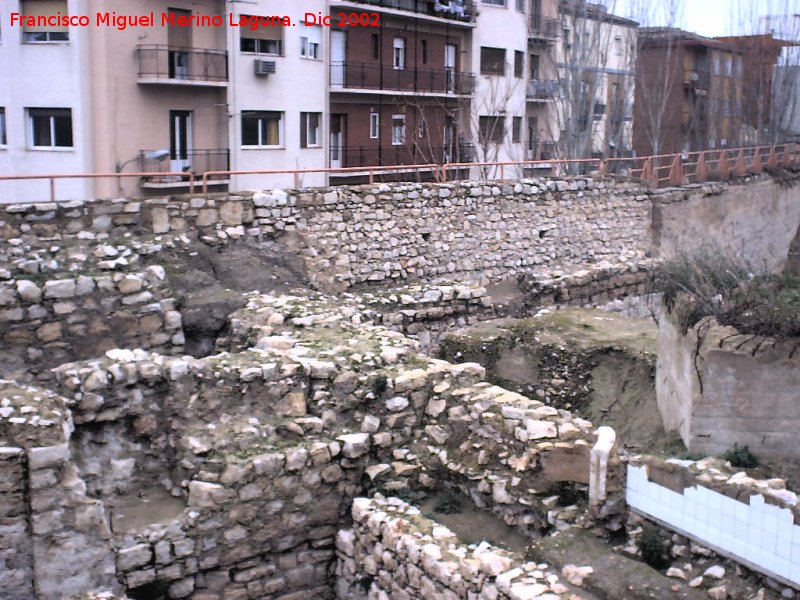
[652,177,800,273]
[656,315,800,459]
[627,462,800,587]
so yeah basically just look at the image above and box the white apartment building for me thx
[0,0,94,202]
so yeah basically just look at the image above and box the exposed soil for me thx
[439,309,671,451]
[152,237,310,356]
[421,492,533,555]
[107,485,186,533]
[529,528,707,600]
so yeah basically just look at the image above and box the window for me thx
[0,109,5,146]
[241,111,283,147]
[421,40,428,65]
[418,117,426,138]
[370,112,380,139]
[482,0,506,5]
[240,19,283,55]
[21,0,69,42]
[514,51,524,78]
[391,115,406,145]
[614,35,623,56]
[480,47,505,76]
[372,34,380,59]
[479,115,504,144]
[516,0,525,11]
[300,26,321,60]
[393,38,406,70]
[29,108,72,148]
[300,112,321,147]
[512,116,522,143]
[529,53,540,79]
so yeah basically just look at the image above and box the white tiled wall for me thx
[626,465,800,585]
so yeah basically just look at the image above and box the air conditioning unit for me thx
[254,59,276,76]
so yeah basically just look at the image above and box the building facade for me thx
[0,0,637,202]
[633,29,744,157]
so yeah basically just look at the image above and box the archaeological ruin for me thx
[3,173,800,600]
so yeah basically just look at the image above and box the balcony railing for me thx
[331,144,474,168]
[529,13,560,40]
[334,0,476,22]
[140,149,230,185]
[526,140,559,161]
[685,69,711,90]
[330,62,475,94]
[526,79,559,100]
[136,45,228,85]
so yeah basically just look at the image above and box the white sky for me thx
[614,0,800,37]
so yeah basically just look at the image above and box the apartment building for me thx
[634,29,744,156]
[327,0,475,183]
[0,0,94,201]
[554,0,637,161]
[0,0,637,203]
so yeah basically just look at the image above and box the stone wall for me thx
[656,314,800,459]
[0,266,183,382]
[335,495,572,599]
[0,178,652,292]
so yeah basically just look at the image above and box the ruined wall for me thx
[0,268,183,381]
[656,315,800,459]
[0,178,652,292]
[336,496,572,599]
[652,176,800,272]
[627,457,800,587]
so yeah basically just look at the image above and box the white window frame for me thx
[391,115,406,145]
[28,108,73,150]
[241,111,284,148]
[482,0,506,5]
[300,26,321,60]
[393,38,406,70]
[20,0,70,43]
[369,112,380,139]
[302,112,321,147]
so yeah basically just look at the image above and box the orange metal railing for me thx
[0,172,195,203]
[0,144,797,202]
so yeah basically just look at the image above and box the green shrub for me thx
[371,373,388,397]
[723,443,759,468]
[637,523,670,570]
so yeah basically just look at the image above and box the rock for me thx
[492,481,513,504]
[561,565,593,587]
[44,279,76,299]
[188,481,224,508]
[525,419,558,440]
[361,415,381,433]
[16,280,42,302]
[364,464,391,481]
[424,425,449,445]
[425,397,447,417]
[667,567,687,580]
[337,433,370,459]
[476,551,513,576]
[704,565,725,579]
[117,544,153,571]
[689,576,704,587]
[385,396,409,412]
[707,586,727,600]
[117,275,144,294]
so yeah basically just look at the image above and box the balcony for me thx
[331,0,476,24]
[529,13,560,41]
[526,79,559,100]
[331,144,474,169]
[331,62,475,95]
[140,149,230,188]
[526,140,558,161]
[685,69,710,91]
[136,45,228,87]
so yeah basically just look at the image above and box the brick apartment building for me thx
[633,28,745,156]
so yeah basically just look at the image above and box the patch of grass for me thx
[723,443,759,468]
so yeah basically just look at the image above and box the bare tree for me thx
[544,0,638,171]
[628,0,686,156]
